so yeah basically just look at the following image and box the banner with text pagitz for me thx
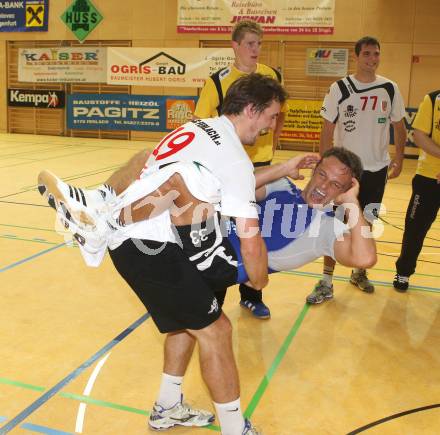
[177,0,334,34]
[18,47,106,83]
[107,47,234,88]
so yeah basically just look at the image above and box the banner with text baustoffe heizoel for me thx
[107,47,234,88]
[18,47,107,83]
[177,0,334,35]
[0,0,48,32]
[280,99,323,142]
[67,94,198,132]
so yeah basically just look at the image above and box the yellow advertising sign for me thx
[280,99,323,142]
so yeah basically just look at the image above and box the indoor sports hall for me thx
[0,1,439,434]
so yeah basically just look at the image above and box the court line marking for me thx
[346,403,440,434]
[245,304,310,418]
[75,353,111,433]
[0,314,150,434]
[0,242,67,273]
[0,418,74,435]
[0,377,149,416]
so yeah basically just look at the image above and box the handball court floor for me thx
[0,133,439,435]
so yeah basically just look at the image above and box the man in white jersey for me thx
[306,36,407,304]
[38,73,287,435]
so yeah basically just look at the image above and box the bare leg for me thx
[105,149,151,194]
[163,331,196,375]
[323,255,336,275]
[189,313,240,403]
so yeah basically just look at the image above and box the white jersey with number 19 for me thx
[108,116,257,248]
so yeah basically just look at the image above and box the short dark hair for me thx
[320,147,363,182]
[354,36,380,56]
[231,20,263,43]
[222,73,288,116]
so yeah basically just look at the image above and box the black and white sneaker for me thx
[38,170,116,230]
[38,170,118,266]
[393,274,409,292]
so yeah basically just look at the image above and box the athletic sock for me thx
[214,398,245,435]
[156,373,183,409]
[322,264,334,286]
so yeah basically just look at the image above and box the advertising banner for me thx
[0,0,48,32]
[67,94,198,131]
[177,0,334,35]
[60,0,103,43]
[306,48,348,77]
[107,47,234,88]
[18,47,107,83]
[8,89,65,108]
[280,99,323,142]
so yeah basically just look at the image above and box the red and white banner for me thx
[177,0,334,35]
[107,47,234,88]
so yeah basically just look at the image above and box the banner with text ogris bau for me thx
[177,0,334,35]
[107,47,234,88]
[18,47,107,83]
[280,99,323,142]
[67,94,198,131]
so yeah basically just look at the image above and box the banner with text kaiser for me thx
[67,94,198,132]
[0,0,48,32]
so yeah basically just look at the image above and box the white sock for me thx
[322,273,333,287]
[321,264,334,287]
[156,373,183,409]
[214,398,245,435]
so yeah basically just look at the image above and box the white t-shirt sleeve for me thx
[320,82,341,123]
[263,177,292,199]
[390,83,406,122]
[217,159,258,219]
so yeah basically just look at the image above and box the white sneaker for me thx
[242,418,262,434]
[38,170,118,267]
[149,396,215,430]
[38,170,116,229]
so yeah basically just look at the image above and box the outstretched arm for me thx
[254,153,319,200]
[333,179,377,268]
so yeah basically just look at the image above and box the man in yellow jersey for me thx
[393,90,440,291]
[194,20,287,319]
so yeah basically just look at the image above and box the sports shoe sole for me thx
[148,416,215,431]
[306,293,333,304]
[38,170,96,229]
[239,302,271,319]
[349,278,374,293]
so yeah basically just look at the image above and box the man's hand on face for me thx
[334,177,360,205]
[284,153,319,180]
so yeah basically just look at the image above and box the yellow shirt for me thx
[412,92,440,179]
[194,63,285,163]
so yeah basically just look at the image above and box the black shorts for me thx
[109,239,222,333]
[174,213,238,290]
[358,165,388,222]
